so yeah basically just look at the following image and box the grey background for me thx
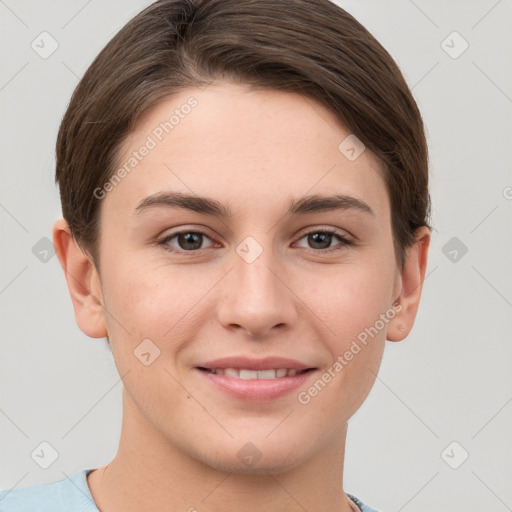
[1,1,511,511]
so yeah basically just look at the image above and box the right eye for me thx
[158,230,217,253]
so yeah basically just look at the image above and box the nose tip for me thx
[216,249,298,338]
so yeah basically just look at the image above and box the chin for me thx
[204,453,305,476]
[192,438,308,476]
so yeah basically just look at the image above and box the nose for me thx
[216,242,299,339]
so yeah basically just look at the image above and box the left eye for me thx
[295,230,351,251]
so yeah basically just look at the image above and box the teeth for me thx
[208,368,305,379]
[240,369,259,379]
[257,369,276,379]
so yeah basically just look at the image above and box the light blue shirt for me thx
[0,469,380,511]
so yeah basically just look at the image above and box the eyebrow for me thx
[133,191,374,218]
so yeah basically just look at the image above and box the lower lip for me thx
[195,368,316,401]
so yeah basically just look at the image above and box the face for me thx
[89,82,403,473]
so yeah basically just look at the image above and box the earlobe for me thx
[387,227,431,342]
[52,218,108,339]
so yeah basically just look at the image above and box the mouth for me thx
[196,367,314,379]
[194,363,318,401]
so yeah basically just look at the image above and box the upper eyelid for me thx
[295,225,352,239]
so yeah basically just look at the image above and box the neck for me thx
[87,389,357,512]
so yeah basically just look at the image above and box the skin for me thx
[53,82,430,512]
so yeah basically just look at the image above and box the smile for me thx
[198,367,310,379]
[195,367,317,401]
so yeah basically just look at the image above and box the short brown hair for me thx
[55,0,431,269]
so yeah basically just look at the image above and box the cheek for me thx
[102,255,200,330]
[99,256,219,377]
[295,263,393,403]
[99,265,195,404]
[303,262,395,339]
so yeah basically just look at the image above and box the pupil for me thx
[179,232,202,250]
[309,232,331,249]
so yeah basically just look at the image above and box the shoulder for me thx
[347,492,382,512]
[0,469,99,512]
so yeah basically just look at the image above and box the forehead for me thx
[107,82,389,220]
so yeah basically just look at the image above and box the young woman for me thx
[0,1,430,510]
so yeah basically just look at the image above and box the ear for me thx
[387,226,431,342]
[52,218,108,338]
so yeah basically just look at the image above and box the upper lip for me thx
[196,356,315,371]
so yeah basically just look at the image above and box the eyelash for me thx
[157,227,354,255]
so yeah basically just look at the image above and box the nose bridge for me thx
[217,235,297,337]
[236,239,279,298]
